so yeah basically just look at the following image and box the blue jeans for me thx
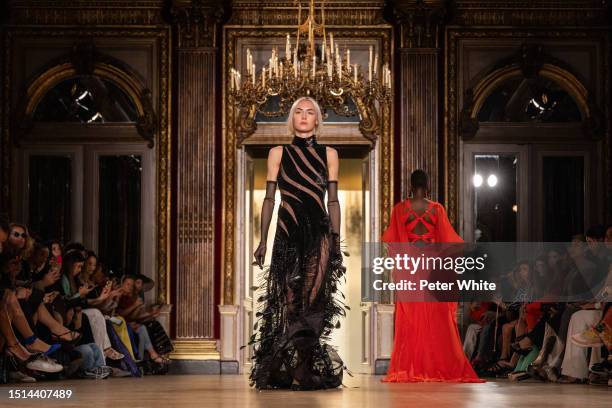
[135,325,153,360]
[75,343,105,371]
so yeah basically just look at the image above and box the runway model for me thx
[381,170,484,383]
[250,97,347,390]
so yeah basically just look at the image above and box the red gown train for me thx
[381,199,484,383]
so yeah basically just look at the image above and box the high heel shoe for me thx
[22,335,61,357]
[51,330,81,344]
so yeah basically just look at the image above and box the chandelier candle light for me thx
[229,0,392,120]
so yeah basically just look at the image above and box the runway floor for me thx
[0,374,610,408]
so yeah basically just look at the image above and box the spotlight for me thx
[487,174,498,187]
[473,174,483,188]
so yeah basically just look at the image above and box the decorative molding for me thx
[227,0,387,26]
[170,339,220,360]
[8,0,167,26]
[2,28,171,305]
[390,0,447,48]
[451,1,610,26]
[218,304,239,361]
[169,0,227,49]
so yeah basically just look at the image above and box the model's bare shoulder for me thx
[325,146,338,160]
[268,145,284,160]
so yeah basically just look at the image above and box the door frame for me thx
[236,142,380,373]
[461,143,530,242]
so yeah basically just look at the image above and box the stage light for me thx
[487,174,498,187]
[473,174,483,187]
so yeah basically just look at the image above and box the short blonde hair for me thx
[286,96,324,136]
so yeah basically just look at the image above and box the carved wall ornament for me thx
[169,0,227,49]
[451,1,610,26]
[390,0,447,48]
[7,0,167,26]
[227,0,387,26]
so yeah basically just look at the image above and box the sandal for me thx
[51,330,81,344]
[104,348,125,361]
[22,335,61,357]
[5,342,33,363]
[482,362,512,378]
[151,355,171,364]
[508,371,531,381]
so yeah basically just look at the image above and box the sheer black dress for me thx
[248,134,347,390]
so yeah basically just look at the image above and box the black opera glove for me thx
[327,180,342,255]
[253,180,277,269]
[327,180,340,235]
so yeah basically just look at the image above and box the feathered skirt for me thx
[247,214,347,390]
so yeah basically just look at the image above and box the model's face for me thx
[9,226,26,249]
[51,243,61,257]
[535,260,545,274]
[86,256,97,273]
[292,100,318,134]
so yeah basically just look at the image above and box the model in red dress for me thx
[381,170,484,383]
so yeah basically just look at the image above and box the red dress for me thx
[381,199,484,383]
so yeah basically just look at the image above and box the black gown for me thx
[248,135,347,390]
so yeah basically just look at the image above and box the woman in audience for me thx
[60,250,124,362]
[1,252,64,377]
[47,240,63,266]
[82,251,98,285]
[117,276,169,365]
[6,223,35,282]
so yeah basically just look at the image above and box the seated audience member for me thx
[0,251,64,379]
[60,250,124,362]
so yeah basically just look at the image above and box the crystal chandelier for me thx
[229,0,392,144]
